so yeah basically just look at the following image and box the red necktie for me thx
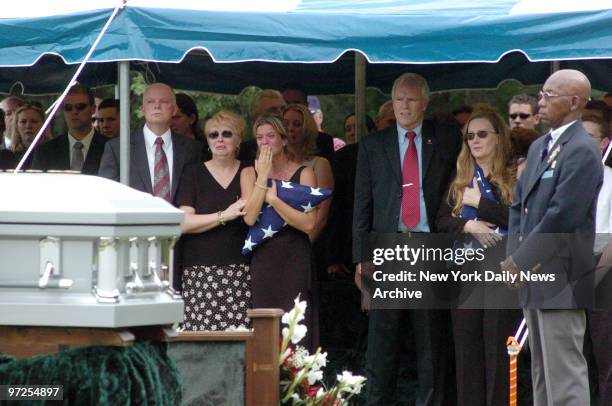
[402,131,420,228]
[153,137,171,202]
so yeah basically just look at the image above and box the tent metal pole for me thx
[551,60,560,74]
[355,52,367,142]
[118,61,131,185]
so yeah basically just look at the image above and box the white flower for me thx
[307,369,323,385]
[289,346,309,368]
[281,297,308,325]
[315,387,325,400]
[291,324,307,344]
[336,371,366,394]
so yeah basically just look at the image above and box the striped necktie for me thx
[153,137,171,202]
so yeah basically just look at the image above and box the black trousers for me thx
[452,309,522,406]
[365,308,451,406]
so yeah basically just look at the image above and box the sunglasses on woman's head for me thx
[465,130,496,141]
[509,113,532,120]
[208,130,234,139]
[63,103,89,112]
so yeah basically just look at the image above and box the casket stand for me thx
[0,173,282,405]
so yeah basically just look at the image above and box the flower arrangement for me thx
[279,296,366,405]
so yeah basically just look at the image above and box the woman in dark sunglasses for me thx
[436,107,520,406]
[174,110,252,332]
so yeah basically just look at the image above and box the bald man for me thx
[99,83,201,203]
[503,70,602,405]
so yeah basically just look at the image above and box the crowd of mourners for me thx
[1,73,611,406]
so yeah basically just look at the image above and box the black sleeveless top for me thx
[175,161,249,266]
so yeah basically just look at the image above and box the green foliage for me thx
[84,73,604,141]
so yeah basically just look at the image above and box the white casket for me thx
[0,172,184,327]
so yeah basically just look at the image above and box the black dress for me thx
[250,166,314,349]
[175,161,251,331]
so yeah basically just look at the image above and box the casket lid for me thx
[0,173,183,225]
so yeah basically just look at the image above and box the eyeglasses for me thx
[509,113,532,120]
[64,103,89,112]
[465,130,496,141]
[208,130,234,139]
[537,90,579,102]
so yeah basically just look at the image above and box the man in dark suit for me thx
[32,85,107,174]
[503,69,602,405]
[353,73,460,405]
[98,82,200,204]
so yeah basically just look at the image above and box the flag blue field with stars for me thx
[458,165,507,236]
[242,179,332,255]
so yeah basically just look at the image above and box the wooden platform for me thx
[0,308,283,405]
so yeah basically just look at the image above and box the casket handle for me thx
[39,261,73,289]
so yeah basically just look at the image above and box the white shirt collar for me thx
[549,120,577,147]
[143,124,172,149]
[68,128,94,153]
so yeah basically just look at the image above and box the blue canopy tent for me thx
[1,0,611,175]
[1,0,611,94]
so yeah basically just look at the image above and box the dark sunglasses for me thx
[64,103,89,112]
[509,113,532,120]
[465,130,496,141]
[208,130,234,139]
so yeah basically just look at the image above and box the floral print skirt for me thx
[181,263,252,331]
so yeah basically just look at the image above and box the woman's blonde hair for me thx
[252,114,296,162]
[204,110,245,140]
[449,107,516,216]
[9,104,45,154]
[282,103,318,161]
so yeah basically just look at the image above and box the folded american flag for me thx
[242,179,332,255]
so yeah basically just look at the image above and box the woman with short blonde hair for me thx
[175,110,251,332]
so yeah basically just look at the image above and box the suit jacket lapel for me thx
[171,133,186,199]
[383,128,402,185]
[82,132,104,174]
[522,121,579,200]
[133,131,153,194]
[420,121,434,180]
[56,135,70,169]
